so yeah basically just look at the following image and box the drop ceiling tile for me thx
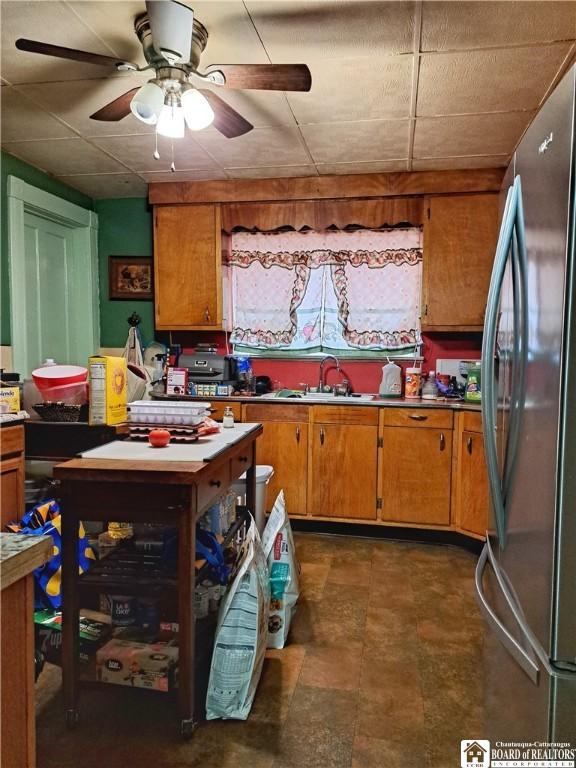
[301,119,410,163]
[422,1,576,52]
[17,77,153,137]
[141,169,228,183]
[413,112,533,159]
[226,165,318,179]
[57,172,147,198]
[92,134,219,172]
[195,126,310,168]
[418,43,572,117]
[287,55,412,124]
[0,0,130,84]
[2,138,128,175]
[245,1,415,61]
[412,155,509,171]
[316,160,409,174]
[1,86,76,141]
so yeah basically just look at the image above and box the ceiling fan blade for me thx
[205,64,311,92]
[90,88,140,121]
[145,0,194,64]
[197,90,253,139]
[15,38,135,69]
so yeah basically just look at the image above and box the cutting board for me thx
[79,423,259,462]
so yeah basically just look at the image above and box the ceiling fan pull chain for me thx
[170,138,176,172]
[153,129,160,160]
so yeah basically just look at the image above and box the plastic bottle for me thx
[222,406,235,428]
[404,366,422,399]
[379,360,402,398]
[422,371,437,400]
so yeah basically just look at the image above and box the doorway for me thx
[7,176,99,377]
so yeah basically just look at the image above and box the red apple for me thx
[148,428,171,448]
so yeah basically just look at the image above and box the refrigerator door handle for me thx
[475,543,540,685]
[482,182,518,546]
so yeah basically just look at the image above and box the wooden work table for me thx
[53,423,262,738]
[1,533,52,768]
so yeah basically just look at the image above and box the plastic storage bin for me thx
[231,465,274,534]
[128,401,210,425]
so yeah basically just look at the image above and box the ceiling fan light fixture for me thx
[181,88,215,131]
[130,81,164,124]
[157,103,185,138]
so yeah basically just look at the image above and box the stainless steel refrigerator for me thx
[476,64,576,740]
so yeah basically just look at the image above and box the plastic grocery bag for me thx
[7,499,95,609]
[205,517,270,720]
[261,490,300,649]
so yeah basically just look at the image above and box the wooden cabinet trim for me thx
[149,169,504,205]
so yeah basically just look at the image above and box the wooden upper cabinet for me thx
[422,193,499,331]
[153,204,222,330]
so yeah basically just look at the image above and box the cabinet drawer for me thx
[1,425,24,459]
[210,401,242,422]
[197,461,231,511]
[230,448,253,482]
[382,408,453,429]
[311,405,378,426]
[462,411,482,433]
[243,404,309,423]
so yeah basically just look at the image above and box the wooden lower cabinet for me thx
[256,420,308,515]
[380,425,452,525]
[308,423,378,520]
[1,425,25,529]
[210,400,243,423]
[455,423,490,537]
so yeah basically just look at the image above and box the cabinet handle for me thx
[238,456,248,463]
[439,433,446,451]
[320,427,325,446]
[467,437,473,455]
[204,306,211,322]
[210,479,221,488]
[409,414,427,421]
[296,426,301,443]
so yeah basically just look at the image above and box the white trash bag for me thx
[206,517,269,720]
[261,490,300,649]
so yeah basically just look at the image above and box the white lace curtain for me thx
[227,228,423,353]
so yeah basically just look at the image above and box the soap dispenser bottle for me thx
[379,359,402,398]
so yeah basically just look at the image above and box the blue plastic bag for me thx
[7,499,95,609]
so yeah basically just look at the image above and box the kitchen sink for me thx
[259,391,375,402]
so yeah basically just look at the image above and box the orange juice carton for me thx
[88,356,127,425]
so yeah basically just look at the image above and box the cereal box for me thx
[88,356,127,425]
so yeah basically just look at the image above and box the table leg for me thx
[246,441,257,518]
[61,491,80,729]
[178,496,196,739]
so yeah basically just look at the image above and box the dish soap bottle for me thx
[379,359,402,398]
[422,371,437,400]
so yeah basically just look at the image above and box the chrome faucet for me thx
[318,355,341,391]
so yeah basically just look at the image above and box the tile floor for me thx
[36,533,486,768]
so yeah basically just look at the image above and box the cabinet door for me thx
[256,420,308,516]
[309,424,377,520]
[154,204,222,330]
[0,456,24,529]
[459,430,489,536]
[381,427,452,525]
[422,193,499,330]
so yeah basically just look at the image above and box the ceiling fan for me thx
[15,0,312,140]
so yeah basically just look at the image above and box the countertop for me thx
[153,392,481,411]
[0,532,52,591]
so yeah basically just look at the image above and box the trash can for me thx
[231,465,274,534]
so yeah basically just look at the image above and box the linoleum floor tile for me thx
[352,734,429,768]
[299,640,364,690]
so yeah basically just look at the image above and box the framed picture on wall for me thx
[108,257,153,300]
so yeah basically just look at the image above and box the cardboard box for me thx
[0,386,20,413]
[96,638,178,692]
[166,367,188,395]
[34,610,112,666]
[89,356,127,425]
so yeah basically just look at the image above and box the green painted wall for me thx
[95,197,154,348]
[0,151,93,346]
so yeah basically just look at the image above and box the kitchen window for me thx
[227,228,423,358]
